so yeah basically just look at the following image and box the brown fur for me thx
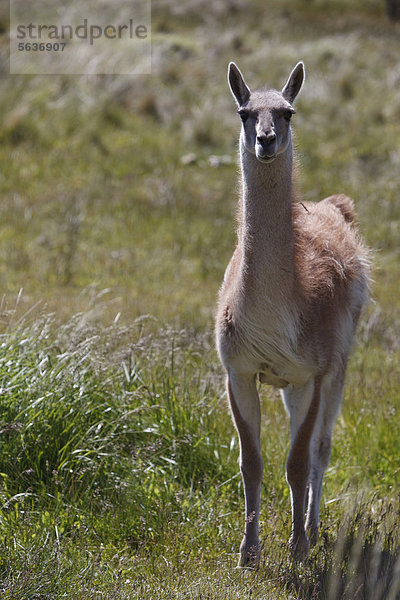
[293,196,366,300]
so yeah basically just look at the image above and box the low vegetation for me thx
[0,0,399,597]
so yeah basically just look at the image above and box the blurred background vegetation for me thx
[0,1,399,598]
[0,0,398,330]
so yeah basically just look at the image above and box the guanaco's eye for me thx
[284,110,295,122]
[238,110,248,123]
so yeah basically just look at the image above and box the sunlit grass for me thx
[0,314,398,598]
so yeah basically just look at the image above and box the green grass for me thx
[0,316,399,598]
[0,0,399,597]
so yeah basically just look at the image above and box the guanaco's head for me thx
[228,61,305,163]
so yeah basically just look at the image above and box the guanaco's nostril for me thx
[257,132,276,146]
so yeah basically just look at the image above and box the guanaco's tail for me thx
[323,194,356,226]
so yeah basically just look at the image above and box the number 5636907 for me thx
[18,42,66,51]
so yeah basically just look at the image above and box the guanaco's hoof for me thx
[238,544,261,569]
[289,533,310,561]
[307,523,319,547]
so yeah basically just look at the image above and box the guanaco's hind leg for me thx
[282,376,322,559]
[305,368,345,544]
[227,370,263,568]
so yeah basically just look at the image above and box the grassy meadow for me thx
[0,0,400,597]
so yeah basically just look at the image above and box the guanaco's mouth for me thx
[256,154,276,164]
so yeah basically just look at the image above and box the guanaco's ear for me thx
[228,62,251,107]
[282,61,305,104]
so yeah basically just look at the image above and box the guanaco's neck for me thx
[238,137,295,291]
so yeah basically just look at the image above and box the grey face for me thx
[227,61,305,164]
[237,90,295,163]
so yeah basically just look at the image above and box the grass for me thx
[0,0,399,597]
[0,314,399,599]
